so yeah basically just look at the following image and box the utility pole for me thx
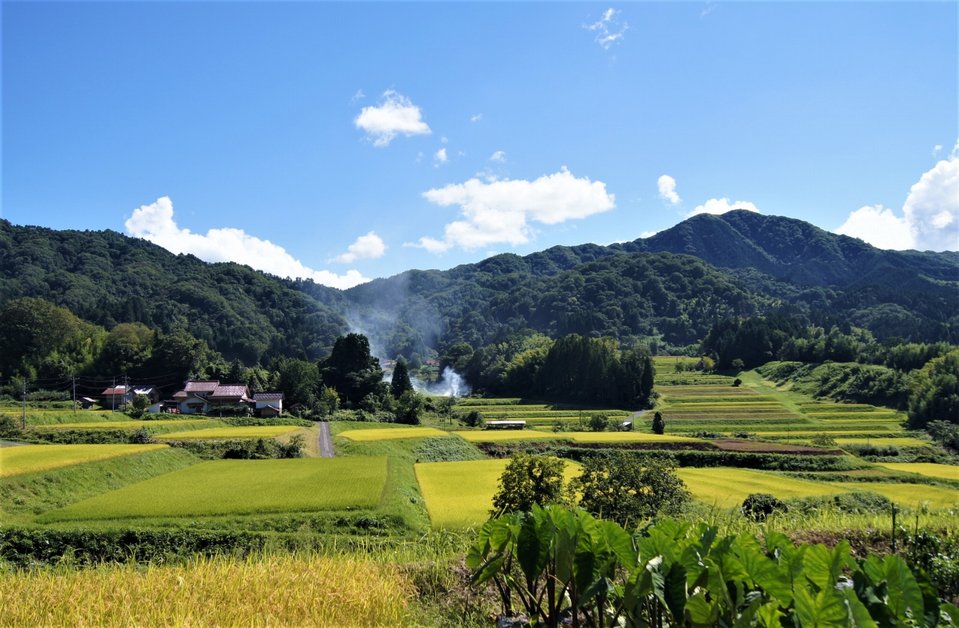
[123,374,129,412]
[72,376,77,414]
[21,378,27,430]
[111,377,116,412]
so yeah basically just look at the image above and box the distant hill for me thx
[0,221,348,364]
[2,211,957,364]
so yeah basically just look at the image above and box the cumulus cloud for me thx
[125,197,370,289]
[470,113,483,122]
[688,198,760,216]
[657,175,681,205]
[434,147,448,166]
[835,205,914,250]
[835,149,959,251]
[584,8,628,50]
[490,150,507,163]
[407,167,615,252]
[333,231,387,264]
[354,90,431,147]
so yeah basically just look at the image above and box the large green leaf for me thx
[803,542,851,592]
[863,555,924,621]
[734,534,792,605]
[516,511,545,590]
[793,586,849,626]
[841,589,878,628]
[662,561,688,622]
[685,591,720,626]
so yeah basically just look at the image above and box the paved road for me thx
[0,440,28,448]
[318,422,334,458]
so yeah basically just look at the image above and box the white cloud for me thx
[350,89,365,103]
[835,150,959,251]
[408,167,615,252]
[490,150,507,163]
[688,198,760,216]
[584,8,628,50]
[434,147,448,166]
[932,144,943,157]
[640,230,659,238]
[354,90,431,147]
[835,205,914,250]
[333,231,386,264]
[657,175,681,205]
[125,197,370,289]
[470,113,483,123]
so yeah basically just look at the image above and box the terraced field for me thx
[0,444,168,477]
[39,457,388,522]
[157,426,302,440]
[30,419,224,434]
[454,431,697,444]
[415,459,582,528]
[676,467,846,507]
[454,400,631,427]
[338,427,449,441]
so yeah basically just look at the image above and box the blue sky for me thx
[3,1,957,288]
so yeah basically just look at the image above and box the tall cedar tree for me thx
[390,356,414,398]
[320,333,383,406]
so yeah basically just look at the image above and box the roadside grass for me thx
[0,444,168,477]
[415,458,582,529]
[0,553,412,626]
[338,427,449,441]
[875,463,959,482]
[38,457,388,522]
[156,426,301,440]
[0,447,199,524]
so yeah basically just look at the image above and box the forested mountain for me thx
[2,211,957,371]
[0,221,348,364]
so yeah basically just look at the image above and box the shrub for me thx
[574,452,689,526]
[490,454,567,517]
[810,432,838,447]
[128,428,153,444]
[588,413,609,432]
[741,493,787,521]
[732,377,743,387]
[459,410,484,428]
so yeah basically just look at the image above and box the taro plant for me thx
[469,505,959,627]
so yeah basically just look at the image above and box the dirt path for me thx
[317,422,334,458]
[0,440,28,448]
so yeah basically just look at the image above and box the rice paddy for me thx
[31,419,223,433]
[831,482,959,509]
[39,457,388,522]
[676,467,847,507]
[876,463,959,482]
[157,425,301,440]
[0,444,169,478]
[338,427,450,441]
[0,554,411,626]
[415,458,581,528]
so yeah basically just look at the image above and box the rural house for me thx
[100,385,159,409]
[171,381,283,416]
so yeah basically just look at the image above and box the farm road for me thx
[318,422,334,458]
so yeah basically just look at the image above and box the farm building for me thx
[254,392,284,417]
[100,385,159,409]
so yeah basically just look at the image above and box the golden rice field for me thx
[876,463,959,482]
[415,459,581,528]
[39,457,388,522]
[0,554,411,626]
[453,430,564,443]
[338,427,449,441]
[30,419,221,431]
[0,444,169,478]
[157,425,301,440]
[676,467,846,508]
[833,437,932,447]
[832,482,959,509]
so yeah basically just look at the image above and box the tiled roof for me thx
[184,381,220,393]
[101,386,128,396]
[209,384,249,399]
[254,392,284,401]
[173,390,188,399]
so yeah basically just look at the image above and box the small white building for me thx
[254,392,284,417]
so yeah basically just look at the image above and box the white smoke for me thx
[409,366,471,397]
